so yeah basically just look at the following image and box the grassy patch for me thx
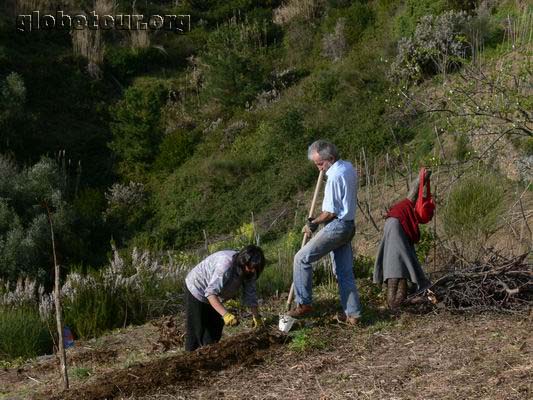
[0,306,52,361]
[288,327,326,352]
[71,366,93,380]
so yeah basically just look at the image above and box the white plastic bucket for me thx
[278,314,296,333]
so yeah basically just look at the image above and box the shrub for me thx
[200,18,273,109]
[416,225,435,265]
[0,278,52,361]
[62,247,189,338]
[391,10,469,84]
[442,172,505,260]
[354,254,374,279]
[109,78,168,179]
[288,327,326,351]
[0,305,52,360]
[0,72,27,155]
[153,128,199,173]
[322,1,374,47]
[394,0,450,38]
[105,46,167,82]
[307,69,340,102]
[322,18,347,61]
[282,18,317,67]
[256,230,301,297]
[454,134,472,162]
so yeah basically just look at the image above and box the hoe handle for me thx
[286,170,324,311]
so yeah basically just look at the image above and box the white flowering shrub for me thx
[61,245,192,338]
[104,181,147,246]
[390,10,469,84]
[0,243,193,345]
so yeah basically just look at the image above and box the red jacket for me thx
[386,198,420,244]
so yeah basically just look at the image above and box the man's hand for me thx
[223,312,239,326]
[302,218,318,236]
[252,315,265,329]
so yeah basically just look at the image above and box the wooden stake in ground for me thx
[44,203,69,389]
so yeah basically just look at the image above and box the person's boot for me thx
[395,278,407,308]
[387,278,399,311]
[287,303,313,318]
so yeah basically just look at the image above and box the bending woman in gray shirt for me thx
[184,245,265,351]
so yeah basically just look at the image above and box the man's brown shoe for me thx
[336,313,360,326]
[346,316,360,325]
[287,304,313,318]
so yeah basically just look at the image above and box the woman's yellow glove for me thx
[252,315,264,329]
[223,312,239,326]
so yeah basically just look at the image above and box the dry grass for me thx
[128,5,151,50]
[130,28,151,50]
[273,0,325,25]
[322,18,347,62]
[71,25,104,79]
[94,0,116,17]
[14,0,58,14]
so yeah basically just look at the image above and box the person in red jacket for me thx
[373,169,433,310]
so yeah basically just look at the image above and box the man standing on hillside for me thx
[288,140,362,324]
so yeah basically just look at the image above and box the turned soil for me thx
[1,303,531,400]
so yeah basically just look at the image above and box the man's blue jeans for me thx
[293,219,362,318]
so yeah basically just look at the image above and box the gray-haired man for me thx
[288,140,362,324]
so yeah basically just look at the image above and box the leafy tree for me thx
[201,18,273,109]
[109,78,168,180]
[0,156,75,286]
[0,73,27,152]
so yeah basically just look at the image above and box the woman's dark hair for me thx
[235,245,266,278]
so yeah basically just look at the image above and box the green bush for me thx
[391,10,469,84]
[177,0,277,27]
[153,128,199,173]
[454,133,472,161]
[416,225,435,264]
[257,230,301,297]
[0,306,52,360]
[105,46,168,82]
[323,1,374,46]
[354,254,374,279]
[442,172,505,259]
[288,327,326,352]
[307,70,340,102]
[109,78,168,180]
[200,18,273,109]
[394,0,450,38]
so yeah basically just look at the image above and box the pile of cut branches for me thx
[408,253,532,313]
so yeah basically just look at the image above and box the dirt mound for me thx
[38,328,287,400]
[151,316,185,352]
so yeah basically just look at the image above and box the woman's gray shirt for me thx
[185,250,258,307]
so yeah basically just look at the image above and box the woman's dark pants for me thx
[184,287,224,352]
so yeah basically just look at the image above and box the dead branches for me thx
[407,252,532,313]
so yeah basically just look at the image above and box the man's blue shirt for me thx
[322,160,358,221]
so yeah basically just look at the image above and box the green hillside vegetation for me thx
[0,0,531,359]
